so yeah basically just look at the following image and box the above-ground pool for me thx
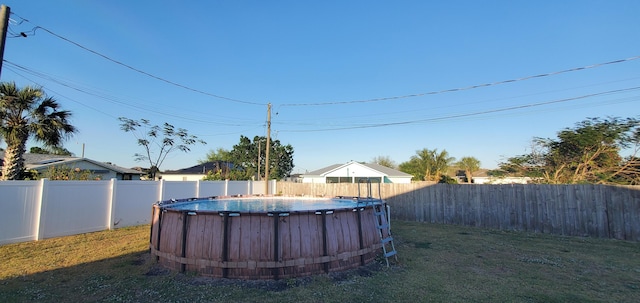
[149,196,390,279]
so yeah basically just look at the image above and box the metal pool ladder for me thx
[358,178,398,267]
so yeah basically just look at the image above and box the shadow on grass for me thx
[0,247,388,303]
[0,250,156,302]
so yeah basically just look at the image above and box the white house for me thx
[302,161,413,184]
[0,152,144,180]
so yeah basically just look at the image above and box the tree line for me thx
[197,135,294,181]
[388,117,639,185]
[491,117,639,184]
[1,82,638,184]
[0,82,294,181]
[374,151,479,184]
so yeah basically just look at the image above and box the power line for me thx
[5,65,118,119]
[3,60,263,127]
[6,64,268,140]
[9,13,264,106]
[8,11,640,113]
[276,86,640,132]
[276,76,640,124]
[10,11,640,110]
[280,56,640,107]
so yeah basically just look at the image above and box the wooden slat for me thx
[288,212,302,261]
[236,215,252,278]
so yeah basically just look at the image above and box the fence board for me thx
[277,182,640,241]
[591,185,605,237]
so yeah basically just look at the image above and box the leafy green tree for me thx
[228,135,294,180]
[118,117,206,180]
[439,174,458,184]
[199,148,235,180]
[37,165,101,180]
[30,146,73,156]
[399,148,455,181]
[201,165,245,181]
[616,156,640,184]
[202,169,224,181]
[371,155,397,169]
[497,117,640,184]
[456,156,481,183]
[0,82,77,180]
[29,146,48,154]
[200,147,232,163]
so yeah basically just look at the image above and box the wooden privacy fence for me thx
[276,182,640,241]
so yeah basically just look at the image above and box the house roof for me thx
[305,164,343,176]
[304,161,412,177]
[161,161,234,175]
[0,152,143,175]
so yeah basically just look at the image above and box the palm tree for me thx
[457,156,481,183]
[428,149,455,181]
[0,82,77,180]
[400,148,455,181]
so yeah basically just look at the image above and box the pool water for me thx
[164,196,380,212]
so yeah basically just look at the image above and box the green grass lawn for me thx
[1,221,639,303]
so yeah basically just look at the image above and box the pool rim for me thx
[155,195,384,213]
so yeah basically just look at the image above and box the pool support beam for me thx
[271,212,280,279]
[321,210,330,273]
[221,212,230,278]
[356,207,366,266]
[155,209,164,262]
[180,211,189,273]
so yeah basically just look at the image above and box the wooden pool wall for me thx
[149,204,387,279]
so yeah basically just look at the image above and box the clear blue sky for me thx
[2,1,640,173]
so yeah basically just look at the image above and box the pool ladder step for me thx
[373,203,397,267]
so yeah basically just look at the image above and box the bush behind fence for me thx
[277,182,640,241]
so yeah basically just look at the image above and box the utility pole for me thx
[264,103,271,195]
[257,140,261,181]
[0,5,10,79]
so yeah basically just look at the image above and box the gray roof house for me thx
[158,161,235,181]
[302,161,413,184]
[0,152,144,180]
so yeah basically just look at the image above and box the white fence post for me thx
[224,179,229,196]
[107,178,117,230]
[158,179,165,202]
[35,178,48,241]
[196,180,201,198]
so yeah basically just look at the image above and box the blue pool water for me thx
[163,197,381,212]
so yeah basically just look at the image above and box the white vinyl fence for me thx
[0,179,276,245]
